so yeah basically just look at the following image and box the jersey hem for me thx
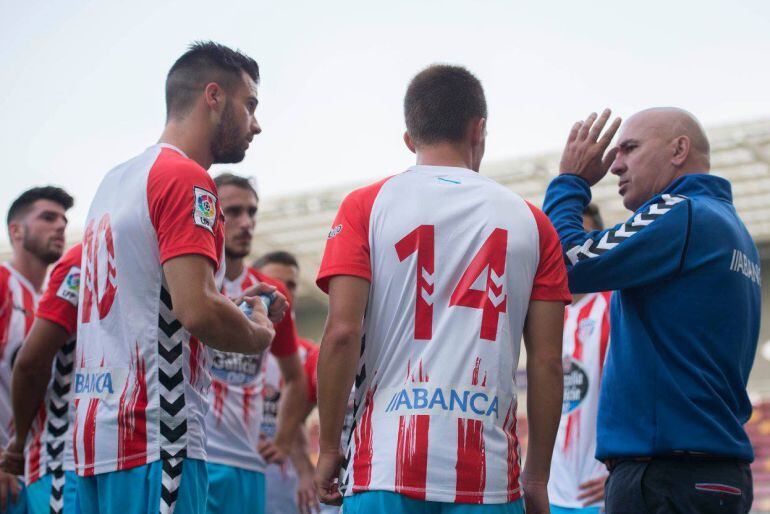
[204,454,266,473]
[316,266,371,293]
[347,485,522,504]
[36,309,75,336]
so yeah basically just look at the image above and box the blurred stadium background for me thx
[4,117,769,509]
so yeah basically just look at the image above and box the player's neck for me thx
[225,256,245,281]
[8,250,47,292]
[159,120,215,170]
[572,293,586,303]
[415,143,477,171]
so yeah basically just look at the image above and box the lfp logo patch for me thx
[56,266,80,306]
[193,186,217,233]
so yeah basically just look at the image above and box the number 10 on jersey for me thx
[396,225,508,342]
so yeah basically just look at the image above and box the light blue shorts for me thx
[3,477,25,514]
[26,471,77,514]
[76,458,207,514]
[342,491,525,514]
[206,462,265,514]
[549,505,602,514]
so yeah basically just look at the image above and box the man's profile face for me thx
[259,262,299,301]
[610,115,676,212]
[211,71,262,164]
[219,184,257,260]
[10,200,67,263]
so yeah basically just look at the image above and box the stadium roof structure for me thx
[254,117,770,304]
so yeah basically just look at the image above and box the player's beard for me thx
[211,101,247,164]
[225,245,250,260]
[22,230,62,264]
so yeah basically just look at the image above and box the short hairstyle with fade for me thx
[404,64,487,146]
[165,41,260,120]
[253,250,299,270]
[213,172,259,201]
[7,186,73,226]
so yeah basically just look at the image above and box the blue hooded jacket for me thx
[543,173,759,461]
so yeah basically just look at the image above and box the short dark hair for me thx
[404,64,487,146]
[213,172,258,201]
[583,203,604,230]
[253,250,299,270]
[7,186,73,226]
[166,41,260,119]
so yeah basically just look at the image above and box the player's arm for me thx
[522,299,565,510]
[164,255,274,354]
[315,276,369,505]
[543,176,691,293]
[3,318,69,475]
[260,351,307,462]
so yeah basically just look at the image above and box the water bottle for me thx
[239,293,275,318]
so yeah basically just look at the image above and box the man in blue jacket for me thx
[543,107,757,514]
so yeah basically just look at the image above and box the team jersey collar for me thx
[156,143,189,158]
[568,291,601,312]
[223,266,250,294]
[661,173,732,203]
[1,262,41,295]
[408,164,479,177]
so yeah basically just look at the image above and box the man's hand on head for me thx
[559,109,621,186]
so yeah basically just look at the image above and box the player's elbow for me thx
[322,321,362,351]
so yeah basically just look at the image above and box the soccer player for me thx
[205,174,307,514]
[73,42,285,514]
[548,205,610,514]
[255,251,321,514]
[544,108,757,513]
[315,65,571,514]
[0,186,72,513]
[4,243,82,514]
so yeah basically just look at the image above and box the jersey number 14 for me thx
[395,225,507,342]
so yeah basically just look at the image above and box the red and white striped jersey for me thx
[73,144,225,476]
[205,267,298,472]
[548,291,611,508]
[261,337,319,440]
[316,165,571,504]
[25,243,81,485]
[0,263,40,450]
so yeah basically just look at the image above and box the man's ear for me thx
[203,82,225,113]
[470,117,486,146]
[7,221,22,245]
[671,135,691,167]
[403,131,416,154]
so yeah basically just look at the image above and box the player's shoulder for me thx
[58,243,83,268]
[148,146,213,188]
[343,174,399,207]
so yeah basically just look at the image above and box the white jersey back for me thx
[548,292,611,508]
[317,165,570,504]
[74,144,225,476]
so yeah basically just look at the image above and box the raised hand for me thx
[559,109,621,186]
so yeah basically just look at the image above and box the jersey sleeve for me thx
[0,269,11,348]
[147,151,222,266]
[543,174,691,293]
[267,279,299,358]
[303,342,319,404]
[527,203,572,303]
[36,243,82,336]
[316,178,390,294]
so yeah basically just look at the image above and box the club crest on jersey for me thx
[328,224,343,239]
[56,266,80,306]
[379,385,503,423]
[562,356,589,414]
[193,186,217,233]
[74,367,128,401]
